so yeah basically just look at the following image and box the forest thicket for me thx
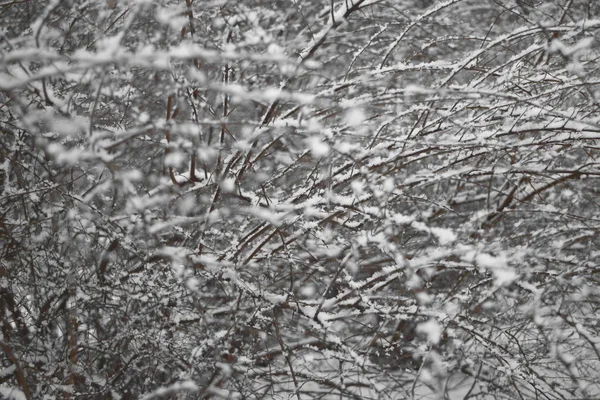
[1,0,600,399]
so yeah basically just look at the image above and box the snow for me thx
[219,178,236,193]
[474,253,518,286]
[5,2,600,400]
[351,180,365,195]
[475,253,508,269]
[550,37,594,57]
[417,319,442,345]
[0,366,16,378]
[164,151,186,168]
[216,83,315,105]
[382,177,395,193]
[156,5,188,31]
[344,107,366,127]
[307,136,330,157]
[491,267,518,287]
[0,387,27,400]
[45,142,86,165]
[138,381,199,400]
[416,291,432,305]
[185,277,200,291]
[429,227,457,245]
[299,0,365,61]
[410,221,457,245]
[300,284,317,297]
[177,196,196,215]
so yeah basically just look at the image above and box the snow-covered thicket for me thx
[1,0,600,399]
